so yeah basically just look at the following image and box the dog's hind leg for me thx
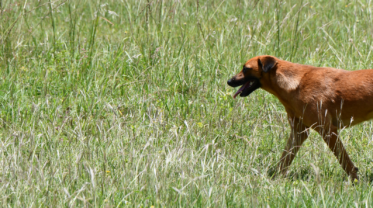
[322,125,359,182]
[277,117,309,176]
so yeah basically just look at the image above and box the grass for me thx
[1,0,373,207]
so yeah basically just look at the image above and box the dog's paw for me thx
[267,167,279,179]
[350,167,359,185]
[351,177,359,186]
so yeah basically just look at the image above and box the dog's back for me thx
[293,65,373,126]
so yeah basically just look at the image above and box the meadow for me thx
[2,0,373,207]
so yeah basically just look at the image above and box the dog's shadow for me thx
[267,166,315,181]
[267,167,373,184]
[364,172,373,183]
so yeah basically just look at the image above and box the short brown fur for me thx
[227,55,373,181]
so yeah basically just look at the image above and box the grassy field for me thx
[2,0,373,207]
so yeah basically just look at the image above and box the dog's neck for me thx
[260,65,305,107]
[275,69,302,91]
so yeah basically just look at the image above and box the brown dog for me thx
[227,55,373,181]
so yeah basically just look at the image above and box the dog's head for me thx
[227,55,277,98]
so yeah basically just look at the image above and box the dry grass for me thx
[1,0,373,207]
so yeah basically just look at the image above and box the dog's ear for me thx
[258,56,277,73]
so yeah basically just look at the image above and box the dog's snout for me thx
[227,78,235,86]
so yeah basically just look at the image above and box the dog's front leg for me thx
[322,125,359,181]
[277,117,309,176]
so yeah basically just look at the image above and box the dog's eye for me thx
[242,67,251,73]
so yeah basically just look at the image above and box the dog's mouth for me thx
[232,78,261,98]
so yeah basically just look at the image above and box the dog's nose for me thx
[227,78,234,86]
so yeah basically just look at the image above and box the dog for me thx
[226,55,373,182]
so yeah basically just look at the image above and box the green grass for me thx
[1,0,373,207]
